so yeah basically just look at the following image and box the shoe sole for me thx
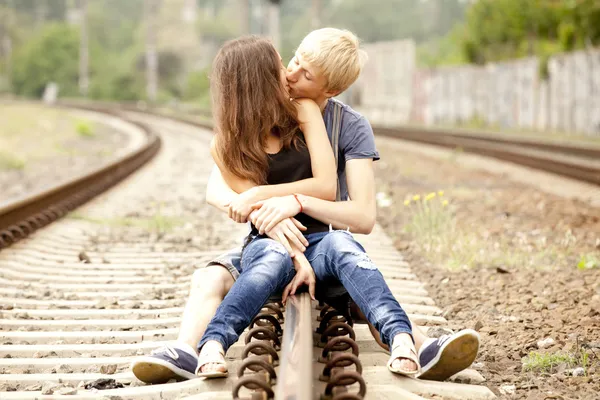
[418,330,480,381]
[131,357,197,384]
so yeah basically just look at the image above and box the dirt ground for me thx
[0,104,129,203]
[373,138,600,399]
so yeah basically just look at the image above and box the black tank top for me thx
[250,135,329,236]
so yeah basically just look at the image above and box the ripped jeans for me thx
[198,231,412,353]
[305,230,413,348]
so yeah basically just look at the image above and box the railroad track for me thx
[0,105,497,399]
[374,126,600,187]
[122,104,600,188]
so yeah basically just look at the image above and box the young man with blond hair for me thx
[132,28,479,383]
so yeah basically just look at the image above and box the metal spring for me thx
[317,303,367,400]
[233,300,284,400]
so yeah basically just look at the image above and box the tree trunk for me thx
[311,0,321,29]
[78,0,89,96]
[266,1,280,50]
[2,36,11,90]
[182,0,197,24]
[145,0,159,103]
[35,0,47,29]
[239,0,250,35]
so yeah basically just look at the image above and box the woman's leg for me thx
[307,231,416,372]
[197,238,295,364]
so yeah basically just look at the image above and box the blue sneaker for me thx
[131,344,198,384]
[418,329,480,381]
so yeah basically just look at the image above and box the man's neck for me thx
[318,97,329,112]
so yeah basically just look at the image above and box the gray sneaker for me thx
[418,329,480,381]
[131,345,198,384]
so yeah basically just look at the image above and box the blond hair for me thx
[297,28,368,94]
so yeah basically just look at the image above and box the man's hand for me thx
[250,195,302,234]
[261,217,309,257]
[282,255,316,304]
[227,187,260,223]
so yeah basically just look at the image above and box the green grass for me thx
[75,120,95,138]
[0,151,26,170]
[577,254,600,270]
[522,351,577,374]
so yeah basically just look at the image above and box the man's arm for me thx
[251,158,377,235]
[294,158,376,234]
[206,165,237,213]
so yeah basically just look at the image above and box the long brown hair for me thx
[211,36,300,185]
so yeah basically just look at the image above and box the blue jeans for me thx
[198,237,296,352]
[304,231,412,347]
[198,231,412,352]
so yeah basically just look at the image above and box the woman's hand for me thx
[227,187,260,223]
[251,196,303,234]
[282,254,316,304]
[260,217,308,257]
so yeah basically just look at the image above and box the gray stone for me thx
[536,337,555,349]
[57,386,78,395]
[100,364,118,375]
[41,381,62,395]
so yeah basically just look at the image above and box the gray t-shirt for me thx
[323,98,380,201]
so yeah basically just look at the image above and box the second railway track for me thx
[0,106,499,399]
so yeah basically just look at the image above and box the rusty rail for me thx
[0,107,160,250]
[374,126,600,186]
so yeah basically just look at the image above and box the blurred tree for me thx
[78,0,89,96]
[145,0,159,102]
[459,0,600,65]
[11,24,79,97]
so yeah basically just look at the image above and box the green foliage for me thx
[183,68,211,103]
[323,0,467,43]
[11,23,79,97]
[196,10,239,45]
[458,0,600,65]
[417,27,469,67]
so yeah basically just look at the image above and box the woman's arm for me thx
[254,99,337,202]
[210,137,257,194]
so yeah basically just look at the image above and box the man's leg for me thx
[307,231,416,373]
[177,266,235,350]
[310,231,479,379]
[131,249,241,384]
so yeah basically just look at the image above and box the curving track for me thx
[0,107,498,399]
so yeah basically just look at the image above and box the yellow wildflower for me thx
[442,200,449,207]
[403,199,410,206]
[425,192,436,201]
[412,195,421,201]
[438,190,444,197]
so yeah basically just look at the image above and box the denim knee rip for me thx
[266,242,287,256]
[355,252,377,270]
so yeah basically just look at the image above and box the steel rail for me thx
[374,126,600,186]
[0,106,160,249]
[275,293,313,400]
